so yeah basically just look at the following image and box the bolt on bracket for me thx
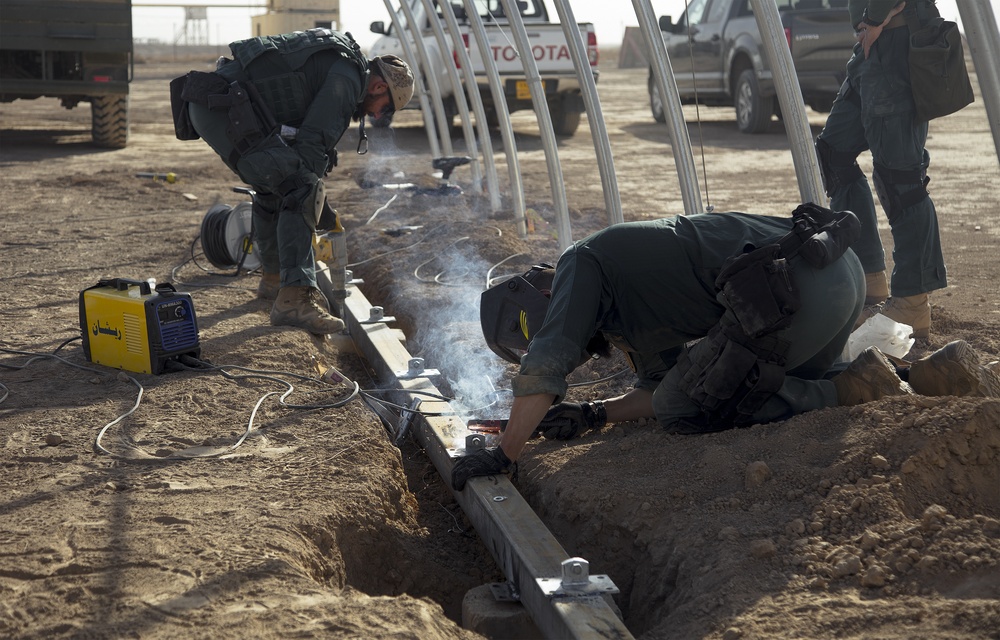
[360,305,396,324]
[536,557,620,598]
[394,357,440,380]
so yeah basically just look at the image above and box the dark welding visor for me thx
[480,264,554,364]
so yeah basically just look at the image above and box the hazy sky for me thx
[132,0,967,49]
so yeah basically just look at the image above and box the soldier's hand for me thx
[451,447,514,491]
[535,401,608,440]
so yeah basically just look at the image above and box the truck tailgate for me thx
[466,23,594,77]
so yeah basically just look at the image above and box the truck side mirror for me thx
[370,21,386,35]
[517,1,528,13]
[658,15,674,32]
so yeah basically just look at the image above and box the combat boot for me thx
[864,271,889,305]
[270,286,345,335]
[257,272,280,300]
[908,340,1000,398]
[881,293,930,339]
[832,346,914,406]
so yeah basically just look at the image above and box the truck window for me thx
[471,0,543,20]
[705,0,730,24]
[736,0,842,16]
[678,0,712,28]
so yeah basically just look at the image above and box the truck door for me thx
[667,0,728,97]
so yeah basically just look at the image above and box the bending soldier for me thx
[175,28,414,334]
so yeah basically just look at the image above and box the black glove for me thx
[451,447,513,491]
[535,401,608,440]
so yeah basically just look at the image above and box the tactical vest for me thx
[227,29,369,124]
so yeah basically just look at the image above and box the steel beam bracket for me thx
[536,557,620,599]
[360,305,396,324]
[394,357,440,380]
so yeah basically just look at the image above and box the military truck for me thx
[1,0,132,148]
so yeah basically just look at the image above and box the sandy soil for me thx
[1,46,998,639]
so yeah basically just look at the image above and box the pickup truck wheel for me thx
[551,108,581,136]
[91,95,129,149]
[734,70,773,134]
[648,74,666,124]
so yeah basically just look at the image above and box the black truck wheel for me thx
[734,69,773,134]
[91,95,129,148]
[649,73,666,123]
[550,96,581,136]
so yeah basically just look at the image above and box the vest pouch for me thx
[908,18,974,122]
[169,74,200,140]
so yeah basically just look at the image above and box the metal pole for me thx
[461,0,528,237]
[750,0,826,205]
[419,0,484,192]
[632,0,704,215]
[550,0,624,226]
[497,0,573,250]
[382,0,441,159]
[396,0,454,155]
[956,0,1000,167]
[436,0,502,209]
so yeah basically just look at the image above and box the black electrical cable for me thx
[200,205,242,269]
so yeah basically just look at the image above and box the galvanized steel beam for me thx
[341,283,632,639]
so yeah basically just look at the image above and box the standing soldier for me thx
[815,0,945,339]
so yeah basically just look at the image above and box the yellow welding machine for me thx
[80,278,201,374]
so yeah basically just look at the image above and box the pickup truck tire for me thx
[734,69,773,134]
[91,95,129,149]
[649,75,666,124]
[549,98,581,137]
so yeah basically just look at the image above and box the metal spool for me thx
[199,202,260,271]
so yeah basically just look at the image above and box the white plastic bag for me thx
[840,313,915,362]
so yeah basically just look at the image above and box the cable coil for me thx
[200,202,260,271]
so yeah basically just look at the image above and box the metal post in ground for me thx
[956,0,1000,167]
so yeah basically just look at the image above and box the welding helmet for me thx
[480,264,555,364]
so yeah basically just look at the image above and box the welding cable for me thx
[485,252,530,288]
[413,237,471,284]
[365,193,399,225]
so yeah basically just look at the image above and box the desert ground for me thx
[1,45,998,639]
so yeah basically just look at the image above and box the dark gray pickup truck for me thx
[649,0,855,133]
[0,0,132,148]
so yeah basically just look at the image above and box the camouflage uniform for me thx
[513,213,865,427]
[816,0,946,298]
[188,29,369,289]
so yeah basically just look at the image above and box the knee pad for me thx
[815,138,864,198]
[872,163,930,223]
[278,175,325,230]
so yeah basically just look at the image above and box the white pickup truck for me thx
[368,0,598,136]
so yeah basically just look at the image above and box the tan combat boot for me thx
[880,293,930,339]
[257,272,280,300]
[852,272,890,330]
[864,271,889,306]
[908,340,1000,398]
[832,346,915,406]
[270,286,345,335]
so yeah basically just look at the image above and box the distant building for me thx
[251,0,340,37]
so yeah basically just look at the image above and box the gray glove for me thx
[451,446,514,491]
[536,401,607,440]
